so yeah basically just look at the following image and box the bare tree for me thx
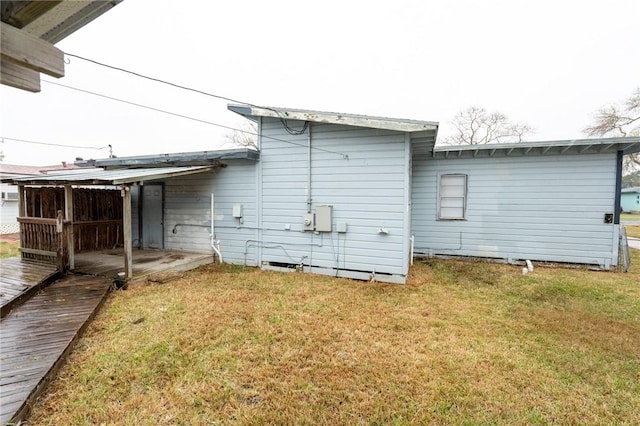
[224,120,259,150]
[584,87,640,169]
[443,106,532,145]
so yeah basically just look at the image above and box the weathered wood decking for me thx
[0,274,111,425]
[74,248,213,281]
[0,258,59,318]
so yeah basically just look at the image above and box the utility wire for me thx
[65,52,261,108]
[1,136,110,150]
[63,53,348,158]
[41,80,349,159]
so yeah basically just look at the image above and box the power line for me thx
[62,53,348,158]
[0,136,110,150]
[41,80,349,159]
[65,52,261,108]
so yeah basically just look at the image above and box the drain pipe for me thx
[306,125,312,213]
[210,193,223,263]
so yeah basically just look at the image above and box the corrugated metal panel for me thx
[412,153,619,268]
[7,166,214,185]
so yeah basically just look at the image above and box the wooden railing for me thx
[18,217,124,271]
[18,216,67,269]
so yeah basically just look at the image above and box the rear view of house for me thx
[4,106,639,284]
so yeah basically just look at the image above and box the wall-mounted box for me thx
[232,204,243,218]
[315,205,332,232]
[336,222,347,233]
[303,213,315,231]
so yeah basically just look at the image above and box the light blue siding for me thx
[258,118,410,283]
[412,153,619,268]
[621,190,640,212]
[162,160,258,265]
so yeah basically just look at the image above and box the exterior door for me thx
[142,184,163,249]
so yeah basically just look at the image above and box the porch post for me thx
[122,185,133,279]
[64,185,74,269]
[18,184,25,257]
[17,185,25,217]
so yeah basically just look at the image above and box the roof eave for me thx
[228,104,439,133]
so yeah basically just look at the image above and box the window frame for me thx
[437,173,468,220]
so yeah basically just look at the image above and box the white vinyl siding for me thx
[258,118,410,283]
[162,160,258,266]
[439,174,467,220]
[412,153,619,268]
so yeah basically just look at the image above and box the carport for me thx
[5,166,215,280]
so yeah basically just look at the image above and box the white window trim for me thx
[437,173,468,220]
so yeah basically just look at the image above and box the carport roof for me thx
[2,166,214,186]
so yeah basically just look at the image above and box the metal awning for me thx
[3,166,214,186]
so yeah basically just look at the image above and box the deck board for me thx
[0,258,59,318]
[0,274,111,425]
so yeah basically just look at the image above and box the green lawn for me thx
[0,241,19,259]
[622,213,640,221]
[28,251,640,425]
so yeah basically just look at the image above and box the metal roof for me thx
[431,136,640,159]
[229,104,439,155]
[75,148,259,169]
[228,104,439,133]
[3,166,214,186]
[622,187,640,194]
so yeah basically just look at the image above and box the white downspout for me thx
[211,193,223,263]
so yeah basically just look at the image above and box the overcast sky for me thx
[1,0,639,166]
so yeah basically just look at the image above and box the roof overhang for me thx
[1,0,123,92]
[75,148,260,169]
[3,166,214,186]
[229,104,439,155]
[431,137,640,160]
[228,104,439,133]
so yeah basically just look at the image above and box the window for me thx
[438,174,467,220]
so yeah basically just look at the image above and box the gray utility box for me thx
[315,205,332,232]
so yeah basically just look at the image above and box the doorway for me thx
[141,184,164,249]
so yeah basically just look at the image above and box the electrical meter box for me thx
[315,205,332,232]
[303,213,315,231]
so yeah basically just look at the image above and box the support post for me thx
[64,185,74,269]
[18,185,25,257]
[122,185,133,280]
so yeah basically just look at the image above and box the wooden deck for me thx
[0,258,59,318]
[0,274,111,425]
[74,248,214,282]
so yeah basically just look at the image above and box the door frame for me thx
[139,182,165,249]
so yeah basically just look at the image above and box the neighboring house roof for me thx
[622,187,640,194]
[433,136,640,159]
[74,148,260,169]
[228,104,440,155]
[0,163,83,177]
[3,166,214,186]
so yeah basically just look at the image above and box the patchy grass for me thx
[626,225,640,238]
[0,241,19,259]
[621,213,640,221]
[28,251,640,425]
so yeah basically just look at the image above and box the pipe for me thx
[410,235,414,266]
[211,193,223,263]
[307,125,312,213]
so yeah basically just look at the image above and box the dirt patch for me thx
[0,233,20,243]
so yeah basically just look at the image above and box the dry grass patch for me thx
[626,225,640,238]
[28,254,640,425]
